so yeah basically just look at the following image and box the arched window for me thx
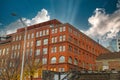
[59,56,65,63]
[51,57,56,64]
[68,57,72,64]
[74,58,78,65]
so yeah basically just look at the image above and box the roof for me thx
[17,19,62,33]
[96,52,120,60]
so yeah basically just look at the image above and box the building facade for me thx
[96,52,120,71]
[117,31,120,52]
[0,19,110,78]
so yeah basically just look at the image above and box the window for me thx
[50,24,54,27]
[11,53,14,59]
[15,45,17,50]
[36,32,39,37]
[74,38,78,44]
[30,49,33,56]
[42,58,47,64]
[59,56,65,63]
[63,35,66,41]
[52,28,57,34]
[68,27,72,33]
[6,48,9,54]
[59,46,65,52]
[18,44,20,49]
[68,57,72,64]
[27,34,30,39]
[31,33,34,38]
[16,36,18,41]
[51,46,57,53]
[51,57,56,64]
[68,45,72,51]
[46,29,49,35]
[43,48,48,54]
[40,31,42,37]
[35,49,40,56]
[60,26,66,32]
[17,52,20,58]
[12,46,14,50]
[68,36,72,41]
[59,35,66,41]
[27,42,29,47]
[52,37,57,43]
[60,27,62,32]
[19,35,22,40]
[74,48,78,54]
[59,36,62,42]
[43,39,48,45]
[10,62,12,67]
[31,41,33,47]
[63,26,66,31]
[36,40,41,46]
[26,49,29,57]
[43,30,46,36]
[74,58,78,65]
[3,48,5,55]
[14,52,16,58]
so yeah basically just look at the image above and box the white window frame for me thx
[40,31,42,37]
[46,29,49,35]
[36,49,40,56]
[59,46,65,52]
[68,57,72,64]
[27,34,30,39]
[51,46,57,53]
[43,30,46,36]
[19,35,22,40]
[42,58,47,64]
[43,39,48,45]
[36,32,39,37]
[59,56,65,63]
[51,57,56,64]
[74,58,78,65]
[31,33,34,38]
[31,41,33,47]
[36,40,41,46]
[43,48,48,54]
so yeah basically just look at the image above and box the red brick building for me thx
[0,19,110,78]
[96,52,120,71]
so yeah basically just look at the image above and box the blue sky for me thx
[0,0,117,28]
[0,0,120,47]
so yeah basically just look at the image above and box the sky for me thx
[0,0,120,47]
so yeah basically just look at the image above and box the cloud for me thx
[0,9,50,35]
[85,0,120,41]
[117,0,120,8]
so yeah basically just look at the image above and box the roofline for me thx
[17,19,62,33]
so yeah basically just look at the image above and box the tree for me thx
[24,57,42,80]
[0,54,21,80]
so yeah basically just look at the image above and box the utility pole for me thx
[11,13,27,80]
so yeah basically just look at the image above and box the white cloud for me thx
[0,9,50,35]
[85,0,120,41]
